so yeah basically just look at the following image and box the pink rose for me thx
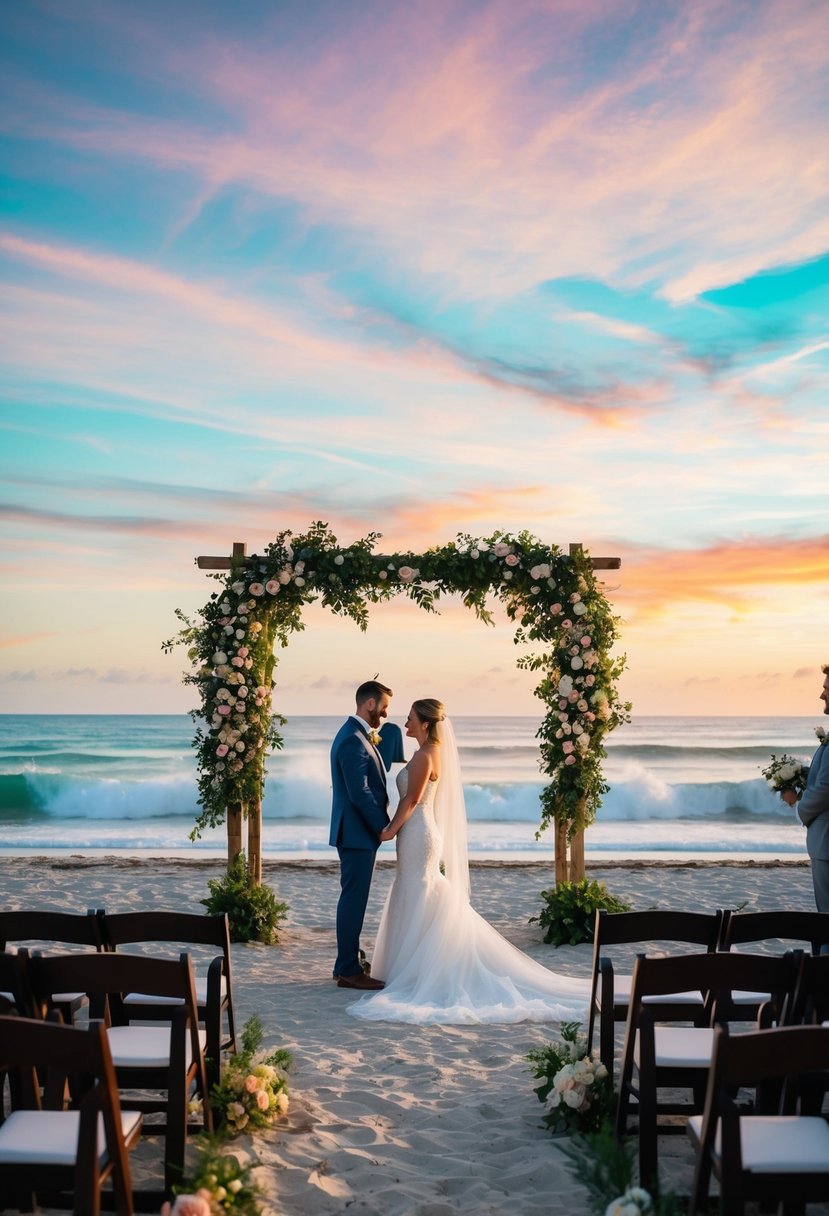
[265,580,280,595]
[170,1196,212,1216]
[493,542,510,556]
[217,705,231,716]
[563,741,575,754]
[237,646,249,658]
[551,604,562,614]
[245,1074,259,1093]
[256,1089,270,1110]
[558,699,568,710]
[565,755,576,765]
[568,692,579,703]
[249,583,264,596]
[216,744,229,757]
[581,636,591,647]
[504,553,519,567]
[569,592,581,603]
[561,618,572,629]
[397,566,415,581]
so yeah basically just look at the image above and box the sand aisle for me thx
[1,857,825,1215]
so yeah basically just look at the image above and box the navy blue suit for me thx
[329,718,390,977]
[799,739,829,913]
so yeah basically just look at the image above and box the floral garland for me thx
[165,521,630,841]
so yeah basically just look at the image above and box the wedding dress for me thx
[348,720,590,1025]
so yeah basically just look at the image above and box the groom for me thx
[782,662,829,914]
[329,680,392,989]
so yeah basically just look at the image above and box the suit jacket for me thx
[329,718,390,849]
[800,739,829,860]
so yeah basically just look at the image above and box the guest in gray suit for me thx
[329,680,392,989]
[782,663,829,913]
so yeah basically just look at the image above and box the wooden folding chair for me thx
[718,908,829,957]
[0,949,35,1019]
[586,908,725,1074]
[30,950,213,1196]
[0,909,104,1024]
[97,909,237,1091]
[0,1014,142,1216]
[687,1024,829,1215]
[616,949,802,1193]
[789,952,829,1026]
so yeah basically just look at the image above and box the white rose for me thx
[278,569,291,585]
[334,554,344,565]
[470,548,480,558]
[294,576,306,587]
[571,656,584,670]
[398,566,415,581]
[573,601,587,616]
[379,570,388,580]
[558,675,574,696]
[231,581,245,595]
[213,652,228,665]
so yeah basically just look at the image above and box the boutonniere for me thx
[368,729,382,747]
[816,726,828,746]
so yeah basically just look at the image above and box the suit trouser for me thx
[810,855,829,914]
[335,846,377,977]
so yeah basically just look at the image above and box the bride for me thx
[347,698,590,1025]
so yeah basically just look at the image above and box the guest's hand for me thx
[781,789,798,807]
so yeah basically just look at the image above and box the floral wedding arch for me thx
[165,521,629,884]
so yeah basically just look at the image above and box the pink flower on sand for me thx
[216,744,229,757]
[504,553,519,567]
[249,583,265,596]
[164,1195,212,1216]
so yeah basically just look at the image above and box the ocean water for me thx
[0,715,821,860]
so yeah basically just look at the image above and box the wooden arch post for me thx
[554,544,591,886]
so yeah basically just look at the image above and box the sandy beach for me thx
[2,856,826,1215]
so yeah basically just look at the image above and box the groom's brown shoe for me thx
[336,973,385,990]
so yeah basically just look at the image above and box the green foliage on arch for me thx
[164,521,630,842]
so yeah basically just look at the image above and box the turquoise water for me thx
[0,714,820,858]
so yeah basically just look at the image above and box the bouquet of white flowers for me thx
[527,1022,613,1135]
[760,753,808,798]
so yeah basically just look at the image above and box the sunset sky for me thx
[2,0,828,719]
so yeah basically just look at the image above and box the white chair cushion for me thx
[602,974,704,1007]
[728,990,770,1006]
[634,1026,715,1069]
[0,1109,141,1165]
[107,1025,207,1068]
[52,991,85,1004]
[687,1114,829,1173]
[123,974,226,1007]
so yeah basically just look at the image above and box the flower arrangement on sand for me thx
[165,522,629,843]
[163,1136,261,1215]
[212,1015,292,1136]
[527,1021,613,1135]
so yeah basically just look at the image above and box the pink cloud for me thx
[10,2,827,301]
